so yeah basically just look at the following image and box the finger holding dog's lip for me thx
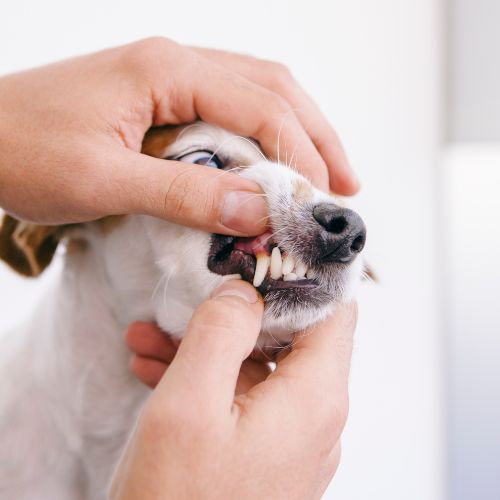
[115,149,269,237]
[185,61,331,191]
[188,47,359,195]
[143,44,330,191]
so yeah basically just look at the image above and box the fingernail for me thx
[348,169,361,192]
[341,164,361,194]
[211,281,259,303]
[221,191,268,234]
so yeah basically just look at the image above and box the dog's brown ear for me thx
[0,215,61,277]
[363,263,378,282]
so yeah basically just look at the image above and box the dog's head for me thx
[0,122,366,350]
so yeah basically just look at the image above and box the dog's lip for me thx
[207,236,318,293]
[256,272,317,292]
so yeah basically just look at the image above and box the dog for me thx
[0,122,366,499]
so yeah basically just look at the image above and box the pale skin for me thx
[0,37,358,231]
[0,38,359,498]
[115,281,357,500]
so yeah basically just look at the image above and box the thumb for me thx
[160,280,264,412]
[111,149,268,236]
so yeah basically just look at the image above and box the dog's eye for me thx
[176,150,223,169]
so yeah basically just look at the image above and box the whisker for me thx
[276,107,304,165]
[151,273,168,301]
[267,226,289,241]
[253,343,274,362]
[230,136,268,162]
[255,214,272,225]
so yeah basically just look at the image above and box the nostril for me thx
[313,203,367,263]
[313,203,352,234]
[350,234,365,253]
[328,216,347,234]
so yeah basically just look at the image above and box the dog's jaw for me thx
[78,122,365,351]
[137,156,364,349]
[211,161,364,344]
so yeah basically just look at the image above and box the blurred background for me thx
[0,1,499,498]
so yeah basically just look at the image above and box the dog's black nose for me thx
[312,203,366,264]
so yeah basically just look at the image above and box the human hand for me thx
[0,37,358,236]
[112,280,357,499]
[125,322,272,395]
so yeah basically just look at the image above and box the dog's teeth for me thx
[306,268,317,279]
[282,254,295,275]
[270,247,283,280]
[294,261,307,278]
[253,253,270,287]
[283,272,298,281]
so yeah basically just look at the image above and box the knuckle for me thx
[119,37,174,74]
[188,299,257,352]
[130,36,172,56]
[163,169,194,218]
[266,61,295,93]
[268,92,293,117]
[163,167,213,222]
[192,299,252,333]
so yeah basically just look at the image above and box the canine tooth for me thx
[270,247,283,279]
[283,272,298,281]
[282,254,295,275]
[253,253,270,287]
[294,261,307,278]
[306,268,317,279]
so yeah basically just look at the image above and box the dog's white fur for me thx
[0,123,363,499]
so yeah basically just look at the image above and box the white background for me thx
[0,1,447,498]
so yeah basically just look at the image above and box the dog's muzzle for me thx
[207,203,366,296]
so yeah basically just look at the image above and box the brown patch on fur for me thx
[363,263,378,282]
[0,215,61,277]
[96,215,127,235]
[66,238,88,255]
[292,179,314,203]
[142,126,183,158]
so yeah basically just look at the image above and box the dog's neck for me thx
[1,221,152,499]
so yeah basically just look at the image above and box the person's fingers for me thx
[104,148,268,236]
[235,359,272,396]
[312,441,342,499]
[190,48,360,195]
[125,322,178,363]
[130,41,329,191]
[158,280,264,413]
[188,66,329,190]
[246,302,357,437]
[126,322,270,393]
[129,355,168,389]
